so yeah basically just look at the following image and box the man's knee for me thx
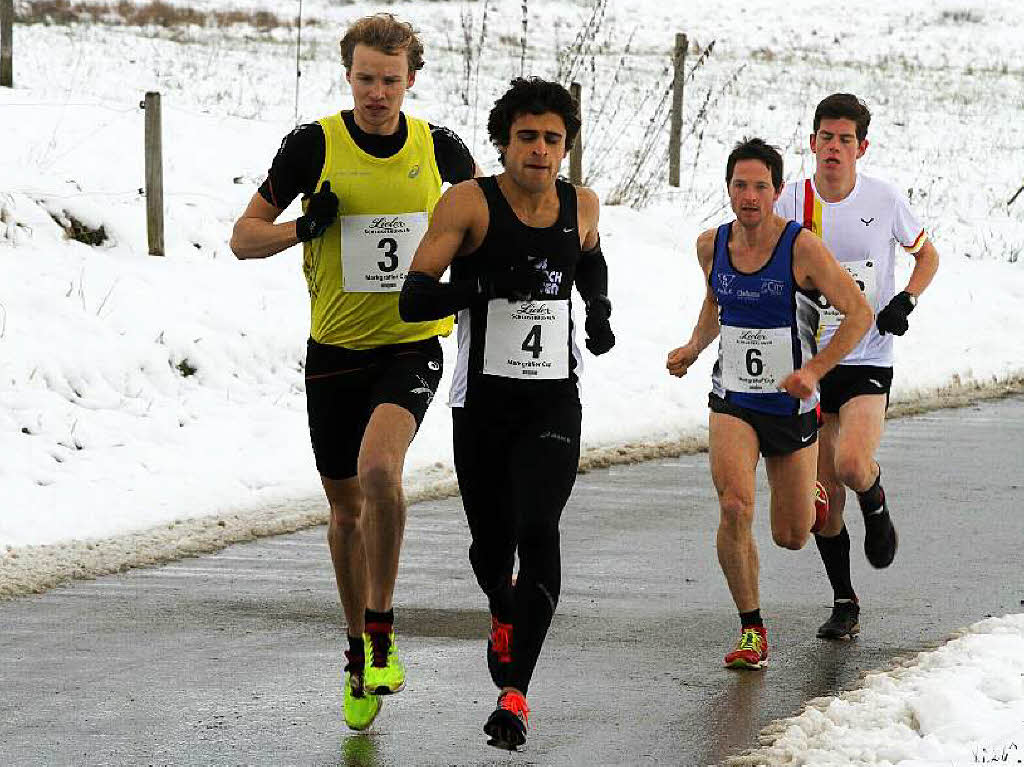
[717,489,754,530]
[772,526,808,551]
[328,499,361,535]
[834,450,874,490]
[469,543,513,590]
[358,458,403,506]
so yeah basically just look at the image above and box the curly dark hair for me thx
[726,137,784,190]
[487,77,581,164]
[813,93,871,141]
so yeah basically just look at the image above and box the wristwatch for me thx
[905,292,918,307]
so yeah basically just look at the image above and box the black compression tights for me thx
[453,401,582,696]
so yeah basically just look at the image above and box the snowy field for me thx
[1,0,1023,763]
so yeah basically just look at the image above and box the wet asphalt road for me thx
[1,397,1023,766]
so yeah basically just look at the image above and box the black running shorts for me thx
[818,364,893,414]
[305,337,443,480]
[709,393,817,457]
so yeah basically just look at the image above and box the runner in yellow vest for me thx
[230,13,477,731]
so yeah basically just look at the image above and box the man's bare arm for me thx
[229,194,296,260]
[577,186,600,252]
[904,239,939,298]
[398,182,485,322]
[408,181,482,278]
[784,231,872,396]
[667,228,720,377]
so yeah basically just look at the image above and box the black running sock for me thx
[345,634,364,673]
[365,608,394,629]
[856,467,884,514]
[739,609,763,628]
[814,525,857,602]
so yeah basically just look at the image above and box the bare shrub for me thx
[17,0,306,30]
[49,211,108,246]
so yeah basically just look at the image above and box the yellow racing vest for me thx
[302,112,453,348]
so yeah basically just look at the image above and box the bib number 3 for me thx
[377,237,398,273]
[341,213,428,292]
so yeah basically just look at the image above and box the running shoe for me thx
[863,492,898,568]
[343,669,382,731]
[811,480,830,534]
[487,615,513,688]
[724,626,769,669]
[364,625,406,695]
[484,689,529,751]
[817,600,860,640]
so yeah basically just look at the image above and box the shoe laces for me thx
[498,690,530,725]
[490,616,513,658]
[736,628,764,654]
[366,625,392,668]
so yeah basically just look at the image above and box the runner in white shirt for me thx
[776,93,940,641]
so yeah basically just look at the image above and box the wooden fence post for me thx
[143,92,165,257]
[569,81,582,185]
[668,33,688,188]
[1,0,13,88]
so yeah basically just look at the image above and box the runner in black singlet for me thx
[399,77,614,751]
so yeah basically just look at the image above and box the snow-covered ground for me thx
[2,1,1023,763]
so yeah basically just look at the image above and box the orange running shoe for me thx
[811,480,830,534]
[724,626,768,669]
[487,616,513,687]
[484,689,529,750]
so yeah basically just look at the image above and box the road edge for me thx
[2,374,1021,600]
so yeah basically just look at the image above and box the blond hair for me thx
[340,14,424,72]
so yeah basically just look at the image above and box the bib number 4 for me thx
[483,300,569,380]
[522,325,543,359]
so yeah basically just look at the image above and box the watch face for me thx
[907,293,917,306]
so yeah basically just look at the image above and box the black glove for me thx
[295,181,339,242]
[584,295,615,355]
[479,263,546,301]
[875,291,916,336]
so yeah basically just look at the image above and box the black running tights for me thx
[453,400,582,696]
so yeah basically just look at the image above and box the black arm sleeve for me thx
[257,123,325,209]
[399,271,479,322]
[574,238,608,303]
[430,124,476,185]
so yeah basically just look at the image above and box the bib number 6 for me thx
[746,348,763,377]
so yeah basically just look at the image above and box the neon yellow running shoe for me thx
[343,671,381,731]
[364,626,406,695]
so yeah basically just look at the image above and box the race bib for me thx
[816,259,877,331]
[341,212,428,292]
[483,299,569,380]
[720,325,794,394]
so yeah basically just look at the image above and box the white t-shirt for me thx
[775,172,925,367]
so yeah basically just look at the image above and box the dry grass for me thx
[17,1,313,30]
